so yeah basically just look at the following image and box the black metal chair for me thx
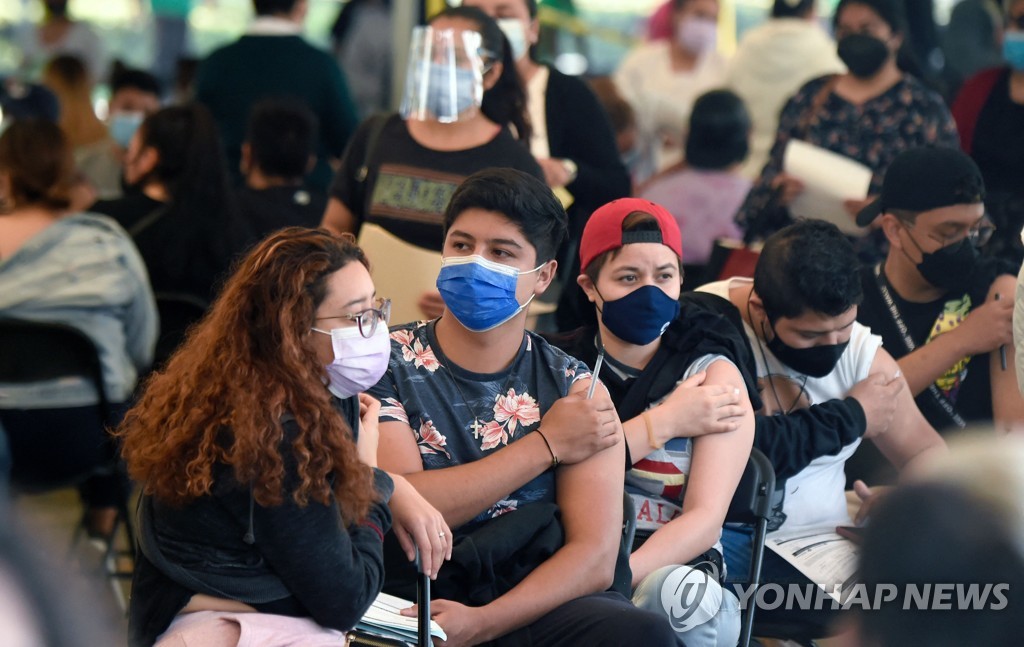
[725,447,776,647]
[0,318,135,609]
[153,292,209,368]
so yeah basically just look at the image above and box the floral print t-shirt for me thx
[369,321,591,531]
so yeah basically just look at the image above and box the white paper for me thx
[356,592,448,642]
[765,525,860,602]
[783,139,872,236]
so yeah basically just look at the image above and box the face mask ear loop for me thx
[747,294,787,416]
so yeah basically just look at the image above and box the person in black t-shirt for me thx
[852,147,1023,482]
[236,99,327,249]
[322,6,542,321]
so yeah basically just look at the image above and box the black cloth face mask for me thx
[837,33,891,78]
[764,320,849,378]
[902,227,980,294]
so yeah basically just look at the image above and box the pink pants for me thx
[155,610,348,647]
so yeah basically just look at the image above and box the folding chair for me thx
[154,292,209,368]
[725,447,776,647]
[0,318,135,610]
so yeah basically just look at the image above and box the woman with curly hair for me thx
[119,228,450,647]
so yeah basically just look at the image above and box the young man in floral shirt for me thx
[370,168,676,646]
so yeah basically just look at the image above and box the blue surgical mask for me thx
[108,111,144,148]
[598,285,680,346]
[421,63,478,120]
[1004,33,1024,71]
[436,255,544,332]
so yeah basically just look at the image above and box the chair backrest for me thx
[154,292,209,367]
[726,447,776,525]
[0,319,107,407]
[705,238,761,282]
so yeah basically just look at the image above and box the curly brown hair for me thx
[117,228,376,523]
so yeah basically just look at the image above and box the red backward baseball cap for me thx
[579,198,683,271]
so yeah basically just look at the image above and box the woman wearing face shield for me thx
[613,0,729,186]
[546,198,757,646]
[735,0,959,256]
[321,6,542,320]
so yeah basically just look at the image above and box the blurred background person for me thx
[588,76,639,183]
[236,99,325,247]
[735,0,959,258]
[725,0,845,180]
[0,76,60,128]
[16,0,107,82]
[106,66,163,153]
[639,90,750,287]
[951,0,1024,268]
[614,0,727,185]
[90,104,246,303]
[330,0,392,120]
[42,54,121,201]
[195,0,358,192]
[942,0,1004,100]
[0,118,156,541]
[848,481,1024,647]
[150,0,194,92]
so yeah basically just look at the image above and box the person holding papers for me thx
[118,229,450,647]
[696,220,945,633]
[735,0,958,251]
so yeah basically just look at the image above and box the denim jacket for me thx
[0,213,157,407]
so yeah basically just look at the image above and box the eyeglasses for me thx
[912,216,996,249]
[901,214,995,249]
[315,298,391,338]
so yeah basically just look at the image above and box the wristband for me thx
[536,429,560,469]
[643,410,662,450]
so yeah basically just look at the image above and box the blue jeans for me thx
[720,526,841,635]
[633,564,741,647]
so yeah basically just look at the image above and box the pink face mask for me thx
[312,324,391,399]
[676,17,717,55]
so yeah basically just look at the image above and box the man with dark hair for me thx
[370,168,676,646]
[195,0,357,191]
[236,99,325,245]
[695,219,945,631]
[852,147,1023,480]
[107,67,162,150]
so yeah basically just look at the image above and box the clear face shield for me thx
[400,26,490,123]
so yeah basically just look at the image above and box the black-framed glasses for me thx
[315,298,391,338]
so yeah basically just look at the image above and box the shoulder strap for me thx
[127,203,170,238]
[353,112,395,215]
[798,75,839,139]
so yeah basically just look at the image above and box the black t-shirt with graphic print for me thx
[330,114,542,251]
